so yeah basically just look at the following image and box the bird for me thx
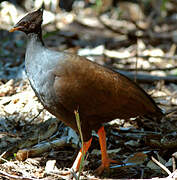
[10,9,163,175]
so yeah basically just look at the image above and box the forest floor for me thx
[0,1,177,179]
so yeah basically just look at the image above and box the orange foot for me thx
[71,138,92,172]
[58,138,92,177]
[95,159,119,175]
[95,126,121,175]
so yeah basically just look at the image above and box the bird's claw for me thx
[94,159,120,175]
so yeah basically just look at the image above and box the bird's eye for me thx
[29,23,36,29]
[20,21,29,27]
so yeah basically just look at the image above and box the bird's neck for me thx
[26,33,45,66]
[27,28,44,46]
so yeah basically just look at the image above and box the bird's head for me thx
[9,8,43,34]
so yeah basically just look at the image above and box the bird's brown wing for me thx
[53,53,161,121]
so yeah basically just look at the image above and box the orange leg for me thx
[95,126,117,175]
[71,138,92,171]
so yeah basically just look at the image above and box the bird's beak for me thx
[9,26,22,32]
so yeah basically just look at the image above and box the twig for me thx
[151,156,171,175]
[0,170,40,180]
[74,109,85,180]
[110,65,177,72]
[106,54,177,61]
[172,152,177,172]
[16,137,68,161]
[168,169,177,178]
[129,54,177,61]
[172,156,176,172]
[0,151,8,162]
[114,69,177,84]
[128,18,146,31]
[29,108,44,123]
[97,16,128,36]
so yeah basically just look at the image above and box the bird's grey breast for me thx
[25,40,60,108]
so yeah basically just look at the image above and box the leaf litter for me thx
[0,1,177,179]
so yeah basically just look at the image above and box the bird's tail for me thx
[145,108,165,122]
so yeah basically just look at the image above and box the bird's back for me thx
[53,53,163,126]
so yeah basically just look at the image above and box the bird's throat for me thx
[27,28,44,46]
